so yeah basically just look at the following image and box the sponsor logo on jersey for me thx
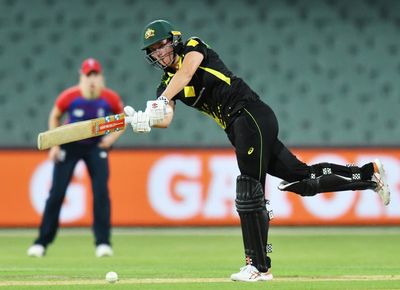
[98,108,105,117]
[73,109,84,118]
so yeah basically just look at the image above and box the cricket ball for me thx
[105,271,118,283]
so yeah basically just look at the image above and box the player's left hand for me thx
[145,100,167,126]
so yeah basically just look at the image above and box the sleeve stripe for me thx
[187,39,199,47]
[198,66,231,85]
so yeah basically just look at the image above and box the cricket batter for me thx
[28,58,124,258]
[124,20,391,281]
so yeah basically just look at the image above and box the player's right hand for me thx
[146,100,167,126]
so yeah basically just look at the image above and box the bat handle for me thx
[124,116,133,125]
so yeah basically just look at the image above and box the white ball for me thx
[105,271,118,283]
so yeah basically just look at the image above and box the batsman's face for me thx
[148,39,175,68]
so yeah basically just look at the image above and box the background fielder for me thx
[28,58,124,258]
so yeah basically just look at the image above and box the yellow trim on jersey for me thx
[184,86,196,97]
[171,31,181,36]
[177,55,182,69]
[187,39,199,47]
[162,72,174,86]
[201,104,226,129]
[202,111,226,129]
[162,56,182,86]
[199,66,231,85]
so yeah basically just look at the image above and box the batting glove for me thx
[124,105,136,128]
[124,106,151,133]
[146,100,167,126]
[157,95,169,105]
[124,105,136,121]
[131,110,151,133]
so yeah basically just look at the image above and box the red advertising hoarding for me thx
[0,148,398,226]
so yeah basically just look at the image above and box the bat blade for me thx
[37,113,126,150]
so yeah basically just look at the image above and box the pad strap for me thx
[266,199,274,220]
[348,165,362,181]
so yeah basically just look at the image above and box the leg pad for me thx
[236,175,271,272]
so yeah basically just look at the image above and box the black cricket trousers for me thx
[226,99,310,188]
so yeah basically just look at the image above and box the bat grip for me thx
[124,116,133,124]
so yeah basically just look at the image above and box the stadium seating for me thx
[1,0,399,147]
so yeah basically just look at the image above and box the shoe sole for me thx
[374,159,390,206]
[231,277,261,282]
[260,273,273,281]
[28,254,44,257]
[231,274,273,282]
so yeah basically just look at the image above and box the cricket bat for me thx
[37,113,127,150]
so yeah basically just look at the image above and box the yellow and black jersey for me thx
[156,37,259,129]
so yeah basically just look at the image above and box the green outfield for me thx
[0,227,399,289]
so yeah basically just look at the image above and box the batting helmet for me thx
[141,19,182,50]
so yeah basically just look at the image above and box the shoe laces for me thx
[373,173,384,190]
[240,265,261,277]
[239,265,252,271]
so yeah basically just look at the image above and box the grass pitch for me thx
[0,227,399,289]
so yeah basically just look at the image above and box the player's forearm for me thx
[48,107,62,130]
[161,51,203,101]
[151,108,173,128]
[107,129,124,143]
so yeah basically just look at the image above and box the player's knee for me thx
[235,175,265,212]
[279,179,319,196]
[280,163,332,196]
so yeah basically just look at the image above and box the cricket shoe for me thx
[95,244,113,257]
[231,265,273,282]
[27,244,45,257]
[372,159,391,206]
[260,269,273,281]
